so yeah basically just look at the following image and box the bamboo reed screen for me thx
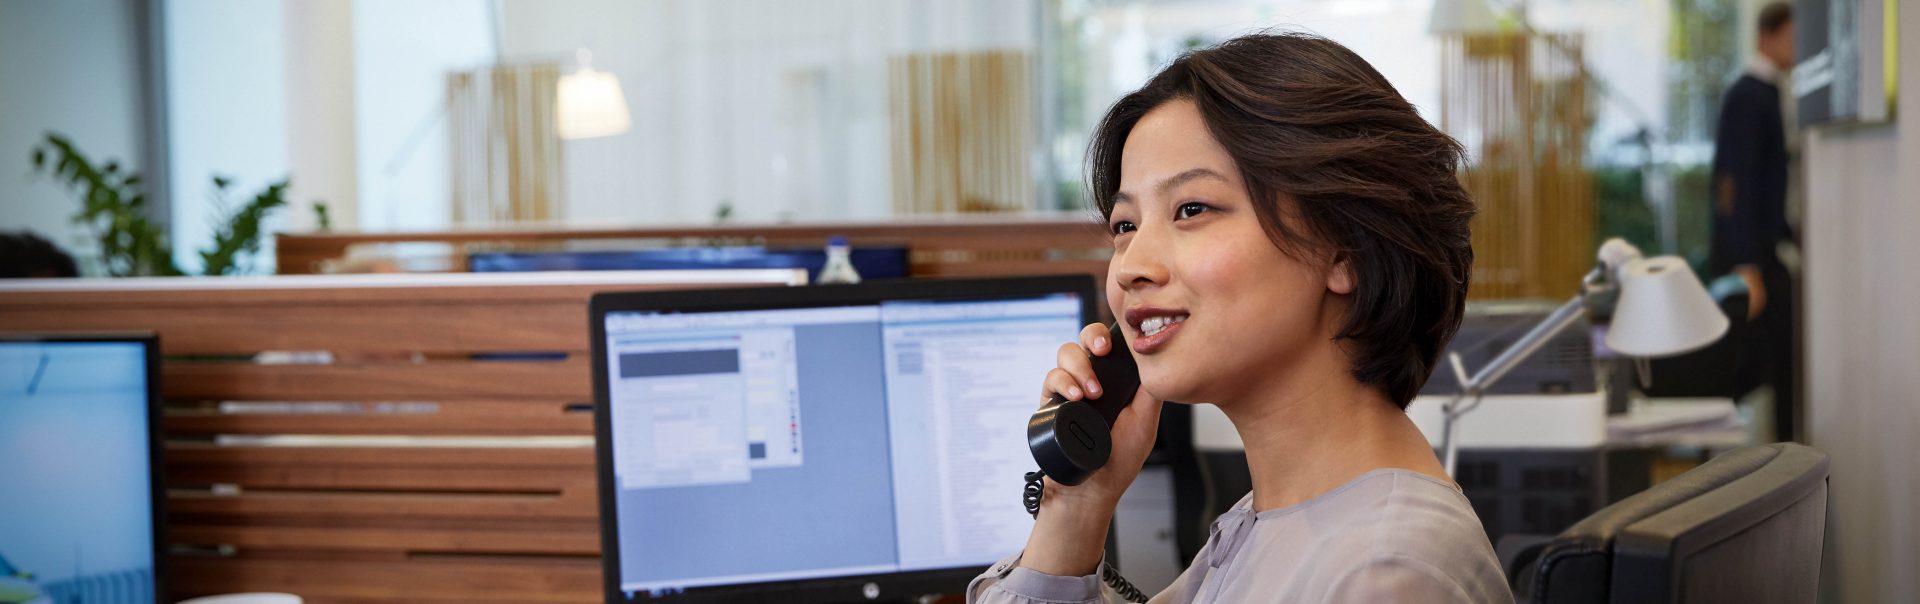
[448,64,565,224]
[1441,33,1594,300]
[887,50,1035,214]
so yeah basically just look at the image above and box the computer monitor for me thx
[0,333,164,604]
[591,276,1096,603]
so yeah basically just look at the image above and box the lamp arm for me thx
[1441,273,1601,476]
[1457,290,1589,397]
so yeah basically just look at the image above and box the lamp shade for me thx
[1604,256,1730,357]
[556,65,631,140]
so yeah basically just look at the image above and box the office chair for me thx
[1508,442,1828,603]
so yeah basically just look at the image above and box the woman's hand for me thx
[1020,322,1164,577]
[1039,322,1166,508]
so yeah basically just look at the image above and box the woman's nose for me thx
[1111,225,1170,291]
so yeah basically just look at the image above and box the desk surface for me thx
[1194,393,1751,453]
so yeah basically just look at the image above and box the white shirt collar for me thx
[1746,54,1781,84]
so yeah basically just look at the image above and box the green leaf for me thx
[198,176,289,276]
[32,132,173,278]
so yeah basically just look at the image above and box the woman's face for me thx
[1106,99,1352,405]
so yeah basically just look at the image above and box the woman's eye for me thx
[1110,220,1137,235]
[1177,202,1210,219]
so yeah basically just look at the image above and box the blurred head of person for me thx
[0,232,81,278]
[1758,2,1794,72]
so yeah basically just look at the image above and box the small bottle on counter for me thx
[815,235,862,284]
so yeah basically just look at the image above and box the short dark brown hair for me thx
[0,231,79,278]
[1759,2,1793,35]
[1087,32,1475,409]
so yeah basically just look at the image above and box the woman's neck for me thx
[1217,347,1450,512]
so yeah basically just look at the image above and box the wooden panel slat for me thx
[167,464,593,492]
[0,277,789,308]
[0,303,587,354]
[165,401,592,436]
[276,216,1107,247]
[168,557,601,603]
[165,446,593,491]
[167,525,599,555]
[166,487,598,520]
[912,260,1111,279]
[162,358,591,400]
[274,216,1113,277]
[164,445,594,466]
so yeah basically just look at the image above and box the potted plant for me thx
[31,133,290,277]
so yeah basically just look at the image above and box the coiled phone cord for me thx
[1023,470,1150,603]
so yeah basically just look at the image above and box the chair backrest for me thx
[1521,442,1828,604]
[0,270,801,604]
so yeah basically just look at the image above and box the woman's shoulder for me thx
[1274,473,1512,567]
[1290,468,1493,552]
[1264,469,1511,600]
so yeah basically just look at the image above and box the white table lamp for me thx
[1439,238,1731,475]
[557,49,631,140]
[1605,256,1729,358]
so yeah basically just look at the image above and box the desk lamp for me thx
[557,49,631,140]
[1438,238,1729,475]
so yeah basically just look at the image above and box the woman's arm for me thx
[1022,323,1164,573]
[966,323,1167,604]
[1018,480,1117,576]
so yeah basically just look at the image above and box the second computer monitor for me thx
[591,276,1096,602]
[0,333,164,604]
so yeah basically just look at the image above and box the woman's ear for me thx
[1327,255,1356,295]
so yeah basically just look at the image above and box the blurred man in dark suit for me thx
[1710,2,1797,441]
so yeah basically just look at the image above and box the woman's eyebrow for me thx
[1115,167,1228,206]
[1156,167,1228,194]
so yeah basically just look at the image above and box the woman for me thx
[968,32,1511,603]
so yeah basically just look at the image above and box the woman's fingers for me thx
[1054,341,1102,399]
[1080,322,1111,357]
[1037,323,1116,404]
[1041,368,1085,403]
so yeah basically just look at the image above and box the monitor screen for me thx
[595,283,1087,601]
[0,335,161,604]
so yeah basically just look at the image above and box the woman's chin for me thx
[1139,368,1207,404]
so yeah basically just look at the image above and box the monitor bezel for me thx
[590,275,1098,603]
[0,331,166,603]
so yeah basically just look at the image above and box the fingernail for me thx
[1084,379,1101,396]
[1068,386,1084,400]
[1093,336,1108,351]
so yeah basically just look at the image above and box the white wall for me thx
[164,0,289,274]
[282,0,359,234]
[495,0,1039,226]
[1802,4,1919,603]
[0,0,147,272]
[350,0,495,232]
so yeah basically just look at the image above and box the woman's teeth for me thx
[1140,314,1187,337]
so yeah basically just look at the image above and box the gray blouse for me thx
[967,469,1515,603]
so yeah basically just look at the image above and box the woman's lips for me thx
[1130,318,1184,354]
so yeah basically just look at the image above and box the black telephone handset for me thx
[1026,322,1141,487]
[1020,322,1152,602]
